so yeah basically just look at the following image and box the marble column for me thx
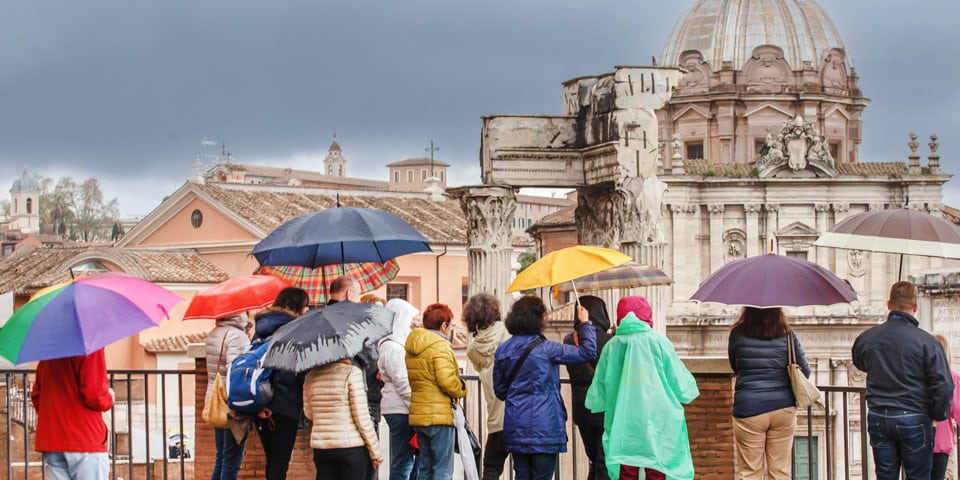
[814,203,831,264]
[708,204,725,273]
[452,186,517,309]
[671,203,700,306]
[745,204,761,257]
[831,203,850,279]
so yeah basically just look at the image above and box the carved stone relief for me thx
[820,48,848,93]
[848,250,867,278]
[458,190,516,250]
[743,45,790,93]
[576,184,622,248]
[757,116,837,177]
[676,50,711,94]
[723,229,747,263]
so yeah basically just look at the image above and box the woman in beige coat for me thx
[303,359,383,480]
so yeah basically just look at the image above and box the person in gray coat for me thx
[205,314,250,480]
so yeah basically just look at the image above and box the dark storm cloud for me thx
[0,1,957,215]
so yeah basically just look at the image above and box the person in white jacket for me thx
[379,299,420,480]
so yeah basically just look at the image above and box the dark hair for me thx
[731,307,790,340]
[462,294,501,334]
[889,281,917,312]
[422,303,453,330]
[505,296,546,335]
[273,287,309,315]
[328,276,357,295]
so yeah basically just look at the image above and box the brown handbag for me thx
[202,337,231,428]
[787,332,821,409]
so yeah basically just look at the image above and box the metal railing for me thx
[2,369,196,480]
[2,369,881,480]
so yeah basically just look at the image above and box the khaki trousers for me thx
[733,407,797,480]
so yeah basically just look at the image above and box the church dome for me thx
[10,168,40,193]
[662,0,849,71]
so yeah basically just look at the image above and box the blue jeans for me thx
[385,414,418,480]
[212,427,247,480]
[866,409,934,480]
[412,425,455,480]
[513,453,557,480]
[43,452,108,480]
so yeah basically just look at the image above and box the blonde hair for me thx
[936,334,952,368]
[360,294,386,306]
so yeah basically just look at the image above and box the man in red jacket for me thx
[31,349,114,479]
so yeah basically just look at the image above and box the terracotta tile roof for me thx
[0,246,229,295]
[684,160,909,178]
[142,332,208,353]
[195,183,467,245]
[531,206,576,228]
[210,164,390,189]
[835,162,908,176]
[943,205,960,225]
[385,158,451,167]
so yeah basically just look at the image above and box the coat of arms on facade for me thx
[756,116,836,177]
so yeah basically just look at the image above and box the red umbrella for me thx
[258,259,400,305]
[183,275,291,320]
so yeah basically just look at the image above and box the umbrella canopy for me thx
[507,245,632,293]
[183,275,291,320]
[262,301,395,373]
[258,259,399,305]
[556,262,672,293]
[0,273,182,364]
[814,209,960,258]
[251,207,432,268]
[690,253,857,308]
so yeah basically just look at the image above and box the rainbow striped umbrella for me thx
[258,259,400,305]
[0,273,182,364]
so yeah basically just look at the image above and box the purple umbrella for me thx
[690,254,857,308]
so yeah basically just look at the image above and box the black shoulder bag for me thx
[505,336,546,389]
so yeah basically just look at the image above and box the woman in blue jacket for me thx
[727,307,811,480]
[493,296,596,480]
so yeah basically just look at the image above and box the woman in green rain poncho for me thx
[585,296,700,480]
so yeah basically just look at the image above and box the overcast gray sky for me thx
[1,1,958,216]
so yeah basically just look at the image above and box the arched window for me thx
[26,198,32,214]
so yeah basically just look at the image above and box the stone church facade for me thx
[455,1,953,476]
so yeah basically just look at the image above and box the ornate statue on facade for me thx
[786,116,809,171]
[759,133,785,165]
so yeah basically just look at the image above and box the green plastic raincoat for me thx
[585,312,700,479]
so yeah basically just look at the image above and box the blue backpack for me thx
[226,340,274,415]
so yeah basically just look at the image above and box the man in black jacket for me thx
[852,281,954,480]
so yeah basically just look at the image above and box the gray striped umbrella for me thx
[557,262,672,293]
[814,209,960,259]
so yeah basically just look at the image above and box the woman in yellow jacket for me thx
[303,359,383,480]
[405,303,467,480]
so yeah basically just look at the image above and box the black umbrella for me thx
[261,301,395,373]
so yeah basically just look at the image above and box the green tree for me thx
[517,252,538,295]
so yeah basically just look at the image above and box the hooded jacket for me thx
[563,296,612,427]
[253,307,304,420]
[467,320,511,433]
[493,322,596,454]
[379,299,418,415]
[405,328,467,426]
[585,312,700,480]
[205,315,249,391]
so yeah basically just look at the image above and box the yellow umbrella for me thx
[507,245,632,293]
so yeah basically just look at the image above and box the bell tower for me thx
[9,167,40,234]
[323,135,347,177]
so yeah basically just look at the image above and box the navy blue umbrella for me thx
[251,207,432,268]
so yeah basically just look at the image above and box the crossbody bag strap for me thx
[786,331,796,366]
[506,337,546,388]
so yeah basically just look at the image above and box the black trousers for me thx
[577,422,608,480]
[256,414,300,480]
[932,452,950,480]
[482,431,510,480]
[314,446,370,480]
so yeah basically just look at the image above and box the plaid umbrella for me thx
[258,259,399,305]
[556,262,672,293]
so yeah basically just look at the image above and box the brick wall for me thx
[194,357,317,480]
[685,372,737,480]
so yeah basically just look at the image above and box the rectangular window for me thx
[394,171,399,182]
[829,142,841,162]
[787,250,808,260]
[407,170,413,182]
[439,171,444,181]
[386,283,409,302]
[461,283,469,306]
[421,169,427,180]
[792,437,818,480]
[686,141,704,160]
